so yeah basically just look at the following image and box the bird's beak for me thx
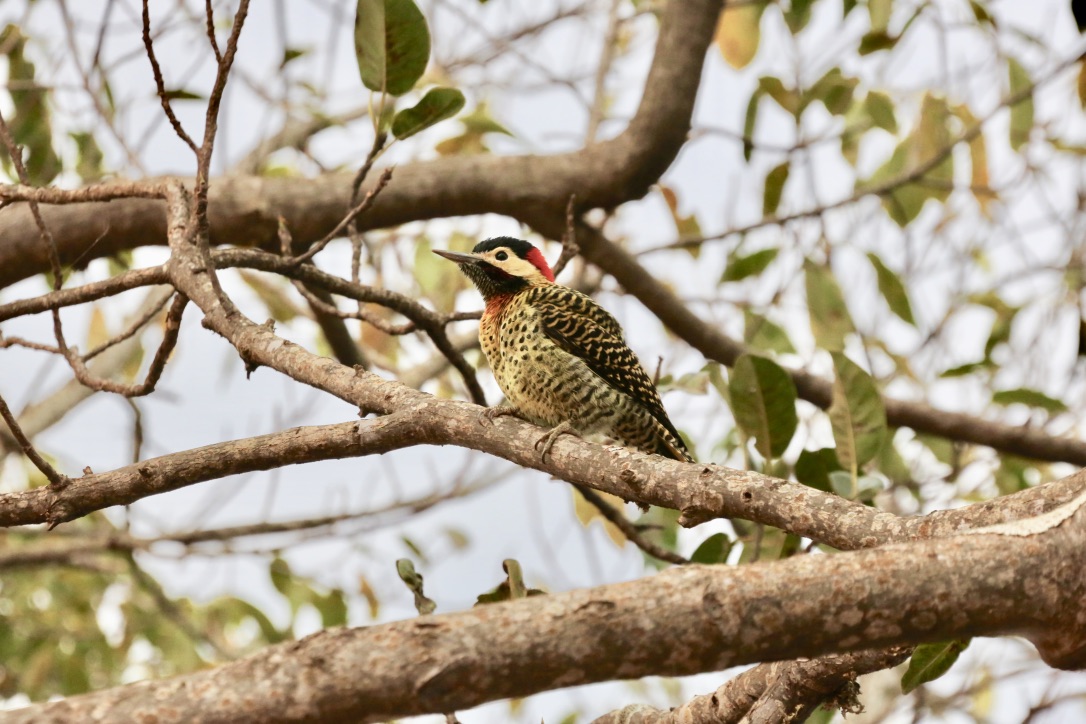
[432,249,482,265]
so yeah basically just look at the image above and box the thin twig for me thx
[190,0,251,312]
[204,0,222,62]
[0,334,61,355]
[141,0,199,154]
[0,391,68,487]
[0,181,166,204]
[0,271,170,322]
[288,166,394,266]
[551,194,580,278]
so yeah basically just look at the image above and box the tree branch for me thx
[9,493,1085,722]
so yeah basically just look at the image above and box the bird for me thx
[433,236,693,463]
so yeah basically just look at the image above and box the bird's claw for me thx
[535,421,578,463]
[481,404,519,426]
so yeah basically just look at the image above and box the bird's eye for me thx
[495,251,508,261]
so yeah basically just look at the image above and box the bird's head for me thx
[433,237,555,300]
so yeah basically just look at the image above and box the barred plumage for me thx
[434,237,692,462]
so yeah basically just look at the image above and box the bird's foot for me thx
[481,404,520,426]
[535,421,580,463]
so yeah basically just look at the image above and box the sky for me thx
[2,0,1086,721]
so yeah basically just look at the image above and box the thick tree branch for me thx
[0,0,722,290]
[0,418,416,528]
[593,648,909,724]
[10,492,1085,723]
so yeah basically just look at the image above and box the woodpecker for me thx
[434,237,692,462]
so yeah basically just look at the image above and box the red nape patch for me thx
[526,247,556,282]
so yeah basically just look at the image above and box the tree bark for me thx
[8,489,1085,723]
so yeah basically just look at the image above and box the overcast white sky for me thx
[2,0,1086,721]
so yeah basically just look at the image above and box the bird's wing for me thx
[528,286,686,451]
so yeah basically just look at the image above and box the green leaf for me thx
[354,0,431,96]
[395,559,436,614]
[902,640,971,694]
[280,47,309,68]
[391,86,465,139]
[0,25,60,185]
[784,0,814,33]
[804,260,855,352]
[161,88,205,101]
[459,102,514,136]
[742,88,762,162]
[991,388,1068,414]
[867,253,916,325]
[794,448,842,492]
[744,309,796,355]
[803,67,858,116]
[400,535,427,562]
[723,248,778,282]
[829,353,887,476]
[1007,57,1033,151]
[269,557,293,596]
[312,590,348,628]
[969,1,995,26]
[714,1,767,69]
[858,30,897,55]
[690,533,733,564]
[995,455,1036,495]
[415,236,469,312]
[864,91,897,133]
[759,76,800,116]
[70,131,104,182]
[728,354,798,459]
[939,360,991,378]
[874,433,912,487]
[476,559,546,604]
[762,163,789,216]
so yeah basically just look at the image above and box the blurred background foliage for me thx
[1,0,1086,720]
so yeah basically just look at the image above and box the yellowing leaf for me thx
[1078,61,1086,110]
[238,270,304,323]
[660,185,701,250]
[862,93,954,226]
[572,487,627,548]
[86,305,110,351]
[1007,57,1034,151]
[953,104,995,214]
[714,2,767,70]
[868,0,892,33]
[358,575,380,618]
